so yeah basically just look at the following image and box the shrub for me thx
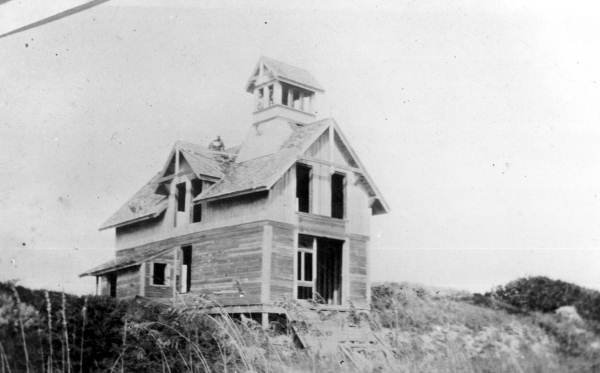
[488,276,600,323]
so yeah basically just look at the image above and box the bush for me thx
[488,276,600,323]
[0,282,237,372]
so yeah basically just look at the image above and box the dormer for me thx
[246,56,324,125]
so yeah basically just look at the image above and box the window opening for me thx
[176,182,186,212]
[296,164,311,213]
[181,246,192,293]
[297,234,315,300]
[282,85,289,106]
[268,85,274,106]
[108,273,117,298]
[191,179,203,223]
[152,263,167,285]
[331,173,345,219]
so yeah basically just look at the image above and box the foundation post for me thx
[261,312,269,329]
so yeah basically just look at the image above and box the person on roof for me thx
[208,136,225,151]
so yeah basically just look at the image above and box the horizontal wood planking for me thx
[188,223,264,305]
[144,250,175,298]
[348,235,369,306]
[269,223,295,302]
[297,212,346,238]
[116,266,141,299]
[115,190,271,250]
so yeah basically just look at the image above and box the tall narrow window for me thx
[282,85,289,106]
[257,88,264,110]
[293,89,300,109]
[331,173,345,219]
[268,85,274,106]
[191,179,203,223]
[181,246,192,293]
[297,234,314,300]
[176,182,186,212]
[296,164,311,213]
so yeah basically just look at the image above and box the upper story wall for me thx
[114,126,374,250]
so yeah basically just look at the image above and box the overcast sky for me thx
[1,0,600,294]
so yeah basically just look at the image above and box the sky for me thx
[1,0,600,294]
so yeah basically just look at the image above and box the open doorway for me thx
[316,238,343,305]
[296,235,343,305]
[181,245,192,293]
[107,273,117,298]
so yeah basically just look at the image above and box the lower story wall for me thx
[119,221,267,305]
[268,225,371,308]
[348,234,369,307]
[270,223,295,302]
[144,250,176,298]
[188,223,264,305]
[99,266,140,299]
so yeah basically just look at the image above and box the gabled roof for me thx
[167,141,234,180]
[79,246,173,277]
[195,119,331,202]
[99,142,236,231]
[99,172,168,231]
[246,56,324,93]
[194,118,389,214]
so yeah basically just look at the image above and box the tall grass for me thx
[1,281,599,372]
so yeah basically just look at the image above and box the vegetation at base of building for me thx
[0,277,599,372]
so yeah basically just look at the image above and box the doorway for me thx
[296,235,343,305]
[108,273,117,298]
[181,245,192,293]
[316,238,343,305]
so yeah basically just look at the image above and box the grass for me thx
[1,280,599,372]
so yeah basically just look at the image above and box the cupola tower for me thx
[246,56,324,125]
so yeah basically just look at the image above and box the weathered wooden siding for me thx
[189,223,264,305]
[267,168,296,224]
[116,192,270,250]
[346,172,370,236]
[144,250,175,299]
[305,129,357,167]
[203,192,269,226]
[298,213,345,239]
[269,223,295,302]
[116,215,168,253]
[348,235,369,307]
[116,266,141,299]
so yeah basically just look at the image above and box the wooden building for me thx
[81,57,389,321]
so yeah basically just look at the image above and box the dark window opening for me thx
[296,164,311,213]
[304,252,313,282]
[191,179,203,197]
[176,182,186,212]
[331,173,345,219]
[192,204,202,223]
[182,246,192,292]
[191,179,203,223]
[108,273,117,298]
[257,88,264,110]
[297,252,302,281]
[282,85,289,106]
[268,85,274,105]
[297,286,313,300]
[293,89,300,109]
[153,263,167,285]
